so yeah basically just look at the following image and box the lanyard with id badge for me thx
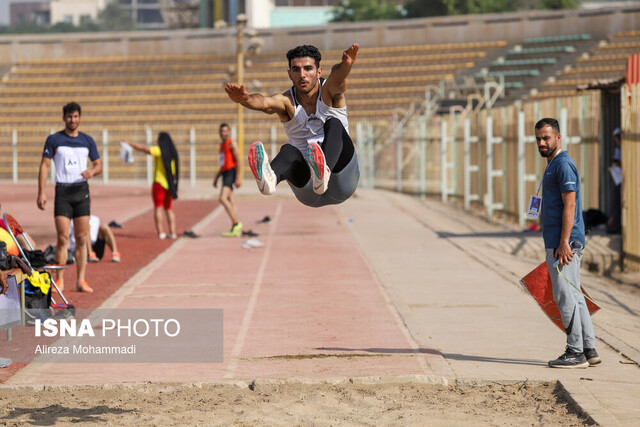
[527,193,542,219]
[527,149,562,220]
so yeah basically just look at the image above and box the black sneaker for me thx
[584,348,601,366]
[183,230,200,238]
[548,348,589,369]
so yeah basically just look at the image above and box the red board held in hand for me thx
[520,262,600,331]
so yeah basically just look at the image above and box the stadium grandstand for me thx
[0,4,638,269]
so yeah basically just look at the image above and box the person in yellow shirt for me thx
[124,132,180,239]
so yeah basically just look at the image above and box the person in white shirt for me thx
[37,102,102,293]
[70,215,121,263]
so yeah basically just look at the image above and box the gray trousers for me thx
[545,246,596,352]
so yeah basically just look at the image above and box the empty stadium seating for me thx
[530,30,639,100]
[0,41,507,181]
[470,33,597,106]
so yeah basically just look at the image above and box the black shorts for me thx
[92,238,106,259]
[221,168,237,189]
[54,182,91,219]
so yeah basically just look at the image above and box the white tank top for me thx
[282,78,349,159]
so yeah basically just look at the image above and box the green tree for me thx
[404,0,577,17]
[404,0,473,17]
[331,0,404,22]
[539,0,579,10]
[94,1,135,31]
[404,0,447,17]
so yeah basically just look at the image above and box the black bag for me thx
[24,249,47,268]
[23,271,52,310]
[583,209,608,232]
[0,242,8,270]
[43,245,57,265]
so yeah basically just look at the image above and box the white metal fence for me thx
[2,93,603,228]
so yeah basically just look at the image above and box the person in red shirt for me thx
[214,123,243,237]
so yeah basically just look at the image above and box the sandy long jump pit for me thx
[0,378,592,425]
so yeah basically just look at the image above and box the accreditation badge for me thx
[527,195,542,219]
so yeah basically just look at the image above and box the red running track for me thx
[0,183,217,383]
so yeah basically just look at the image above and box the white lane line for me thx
[224,199,283,379]
[5,204,225,385]
[138,283,252,288]
[98,205,224,309]
[340,201,455,378]
[126,293,251,299]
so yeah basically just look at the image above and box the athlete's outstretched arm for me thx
[123,140,151,154]
[225,83,290,118]
[325,43,359,98]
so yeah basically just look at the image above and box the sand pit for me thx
[0,380,592,425]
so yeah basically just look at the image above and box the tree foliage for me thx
[400,0,578,19]
[538,0,579,10]
[331,0,405,22]
[95,2,135,31]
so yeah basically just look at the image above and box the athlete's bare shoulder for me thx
[274,90,295,122]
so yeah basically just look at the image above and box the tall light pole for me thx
[236,13,247,164]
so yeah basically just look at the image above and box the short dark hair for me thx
[219,123,230,131]
[63,102,81,116]
[286,45,321,68]
[535,118,560,133]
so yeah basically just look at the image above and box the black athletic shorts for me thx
[54,182,91,219]
[221,168,237,189]
[92,238,106,259]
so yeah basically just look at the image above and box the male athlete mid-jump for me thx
[226,43,359,208]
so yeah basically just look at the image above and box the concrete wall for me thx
[0,5,638,64]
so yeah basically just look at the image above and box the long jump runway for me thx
[3,185,640,424]
[3,192,451,385]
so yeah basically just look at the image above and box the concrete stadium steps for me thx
[3,74,231,86]
[611,29,640,43]
[0,96,409,114]
[14,53,236,67]
[532,31,639,100]
[596,40,640,55]
[431,35,599,110]
[0,40,508,181]
[527,89,578,100]
[9,43,497,75]
[2,69,462,88]
[575,53,633,66]
[0,75,450,95]
[4,64,466,86]
[489,58,558,71]
[501,34,598,105]
[0,86,420,107]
